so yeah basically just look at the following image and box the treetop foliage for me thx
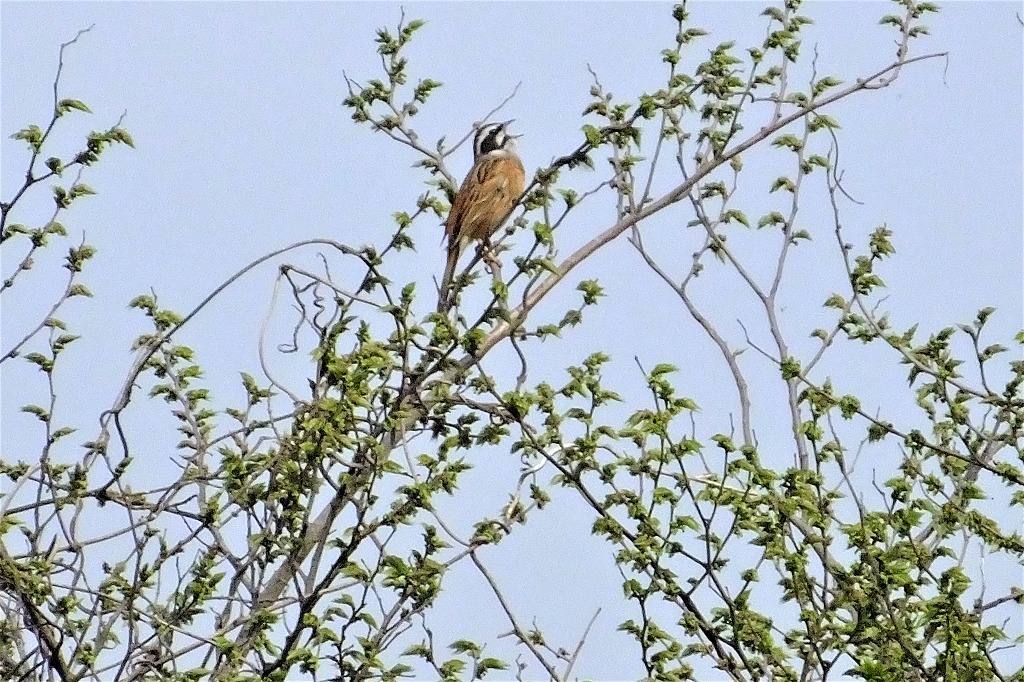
[2,2,1022,681]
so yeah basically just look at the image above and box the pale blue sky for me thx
[2,2,1022,679]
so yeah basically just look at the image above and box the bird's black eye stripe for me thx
[479,127,505,155]
[473,123,511,158]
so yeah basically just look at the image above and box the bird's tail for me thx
[437,240,461,313]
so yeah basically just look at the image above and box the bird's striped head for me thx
[473,119,521,159]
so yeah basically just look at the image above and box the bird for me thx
[439,120,525,311]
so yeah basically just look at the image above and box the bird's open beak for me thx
[496,119,522,139]
[501,119,523,138]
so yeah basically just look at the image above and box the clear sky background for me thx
[2,2,1022,679]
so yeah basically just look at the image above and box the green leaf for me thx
[980,344,1007,361]
[770,176,795,193]
[129,294,156,311]
[413,78,443,104]
[51,426,77,441]
[24,353,54,373]
[70,183,97,198]
[712,434,735,452]
[475,657,508,677]
[680,27,708,43]
[401,643,432,658]
[722,209,749,226]
[757,211,786,229]
[637,94,658,119]
[392,211,411,228]
[21,404,50,421]
[651,363,678,377]
[771,134,802,151]
[439,659,466,677]
[54,334,81,349]
[57,98,92,115]
[212,634,233,653]
[490,278,508,300]
[808,114,841,132]
[838,395,860,419]
[449,639,480,655]
[1,223,28,240]
[535,324,561,339]
[53,186,71,208]
[811,76,842,97]
[780,356,801,380]
[807,155,830,169]
[867,421,892,442]
[110,128,135,147]
[45,157,65,175]
[577,279,604,306]
[11,125,44,152]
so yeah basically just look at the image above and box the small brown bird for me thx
[439,120,525,309]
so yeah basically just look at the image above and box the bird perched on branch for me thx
[439,120,525,311]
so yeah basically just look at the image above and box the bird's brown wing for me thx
[440,155,525,311]
[445,156,526,247]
